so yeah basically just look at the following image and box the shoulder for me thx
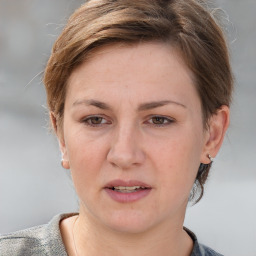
[196,243,224,256]
[184,227,224,256]
[0,224,49,256]
[0,213,77,256]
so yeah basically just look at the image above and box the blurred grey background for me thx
[0,1,255,255]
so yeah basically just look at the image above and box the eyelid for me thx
[82,115,112,127]
[81,114,175,127]
[144,115,175,126]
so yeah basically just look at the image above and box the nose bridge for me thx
[116,120,135,147]
[107,119,144,168]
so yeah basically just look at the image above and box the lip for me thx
[104,179,152,203]
[104,179,151,189]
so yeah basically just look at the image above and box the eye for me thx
[147,116,174,126]
[82,116,110,127]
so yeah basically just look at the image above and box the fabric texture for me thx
[0,213,223,256]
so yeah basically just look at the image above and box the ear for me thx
[50,112,70,169]
[200,105,230,164]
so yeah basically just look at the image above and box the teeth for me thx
[109,186,148,193]
[114,186,143,190]
[111,186,147,192]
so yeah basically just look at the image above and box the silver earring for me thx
[208,154,214,162]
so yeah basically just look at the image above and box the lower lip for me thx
[104,188,152,203]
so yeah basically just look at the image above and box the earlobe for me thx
[61,158,70,169]
[50,112,70,169]
[60,141,70,170]
[201,105,230,164]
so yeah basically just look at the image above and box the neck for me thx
[74,206,193,256]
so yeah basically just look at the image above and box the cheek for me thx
[65,129,108,187]
[148,126,203,188]
[66,125,106,162]
[150,139,201,212]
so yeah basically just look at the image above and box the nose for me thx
[107,124,145,169]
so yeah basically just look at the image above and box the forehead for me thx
[66,41,198,107]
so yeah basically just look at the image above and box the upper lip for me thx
[104,179,151,189]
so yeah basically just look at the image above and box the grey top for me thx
[0,213,223,256]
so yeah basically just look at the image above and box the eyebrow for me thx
[72,99,111,110]
[72,99,186,111]
[137,100,186,111]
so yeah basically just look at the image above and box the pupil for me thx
[153,117,164,124]
[92,117,102,124]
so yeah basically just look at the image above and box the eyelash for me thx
[81,115,175,127]
[82,115,110,127]
[145,115,175,127]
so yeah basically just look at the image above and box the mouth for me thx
[104,180,152,202]
[108,186,150,193]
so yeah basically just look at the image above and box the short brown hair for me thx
[44,0,233,202]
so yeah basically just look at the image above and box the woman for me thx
[0,0,233,255]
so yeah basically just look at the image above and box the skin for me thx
[54,42,230,256]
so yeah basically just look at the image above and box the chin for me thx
[102,211,156,234]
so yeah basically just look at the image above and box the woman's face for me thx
[60,42,210,233]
